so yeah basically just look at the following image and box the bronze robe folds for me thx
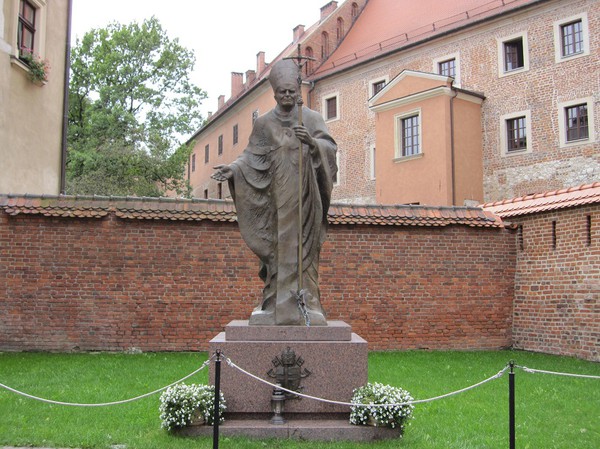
[227,105,337,325]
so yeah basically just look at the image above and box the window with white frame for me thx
[497,32,529,76]
[395,110,421,158]
[433,53,460,86]
[558,98,595,148]
[554,13,589,62]
[500,110,531,155]
[370,78,387,97]
[10,0,47,70]
[322,93,339,121]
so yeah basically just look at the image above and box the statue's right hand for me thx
[211,164,233,182]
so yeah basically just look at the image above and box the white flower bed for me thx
[349,382,414,431]
[159,383,226,431]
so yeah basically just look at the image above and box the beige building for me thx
[186,0,367,199]
[188,0,599,206]
[0,0,70,195]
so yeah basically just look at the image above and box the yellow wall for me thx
[0,0,69,195]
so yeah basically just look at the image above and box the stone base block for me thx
[209,320,368,415]
[179,416,402,441]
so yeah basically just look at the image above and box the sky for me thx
[70,0,331,118]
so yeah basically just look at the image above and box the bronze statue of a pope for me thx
[213,59,338,326]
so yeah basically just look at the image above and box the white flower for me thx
[159,383,226,431]
[349,382,414,431]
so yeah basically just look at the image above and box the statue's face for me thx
[274,82,298,110]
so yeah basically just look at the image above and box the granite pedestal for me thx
[209,320,367,415]
[191,320,396,441]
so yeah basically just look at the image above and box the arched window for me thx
[351,2,359,19]
[304,47,314,76]
[321,32,329,58]
[336,17,345,42]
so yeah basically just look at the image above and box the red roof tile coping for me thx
[481,182,600,217]
[1,194,504,228]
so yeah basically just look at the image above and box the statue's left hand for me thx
[293,126,316,148]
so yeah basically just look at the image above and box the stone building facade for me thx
[188,0,599,206]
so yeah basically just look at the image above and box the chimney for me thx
[320,1,338,20]
[246,70,256,85]
[218,95,225,110]
[293,24,305,42]
[231,72,244,98]
[256,51,266,74]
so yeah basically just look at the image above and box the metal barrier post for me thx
[213,350,222,449]
[509,360,515,449]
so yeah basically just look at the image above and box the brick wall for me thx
[0,210,515,353]
[511,205,599,361]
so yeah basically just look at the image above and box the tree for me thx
[67,17,206,197]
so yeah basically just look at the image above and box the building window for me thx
[336,17,344,42]
[204,144,209,163]
[252,109,259,125]
[433,53,460,86]
[371,79,386,97]
[304,47,314,76]
[400,114,420,157]
[191,153,196,172]
[323,94,339,121]
[438,58,456,78]
[504,38,524,72]
[558,98,594,147]
[217,183,222,200]
[497,33,529,76]
[561,20,583,57]
[233,124,238,145]
[321,32,329,58]
[554,14,589,62]
[218,134,223,155]
[500,110,531,155]
[18,0,36,55]
[203,189,208,199]
[351,2,359,19]
[506,116,527,152]
[565,104,588,142]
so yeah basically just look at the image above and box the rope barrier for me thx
[1,352,597,409]
[516,365,600,379]
[0,356,212,407]
[225,355,509,407]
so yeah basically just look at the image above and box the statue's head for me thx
[269,59,298,110]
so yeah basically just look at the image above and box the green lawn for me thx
[0,350,598,449]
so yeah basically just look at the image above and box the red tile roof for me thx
[481,183,600,218]
[1,194,504,228]
[312,0,537,79]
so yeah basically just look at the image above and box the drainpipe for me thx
[450,83,458,206]
[59,0,73,194]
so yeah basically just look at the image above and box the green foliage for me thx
[66,17,205,197]
[19,49,50,83]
